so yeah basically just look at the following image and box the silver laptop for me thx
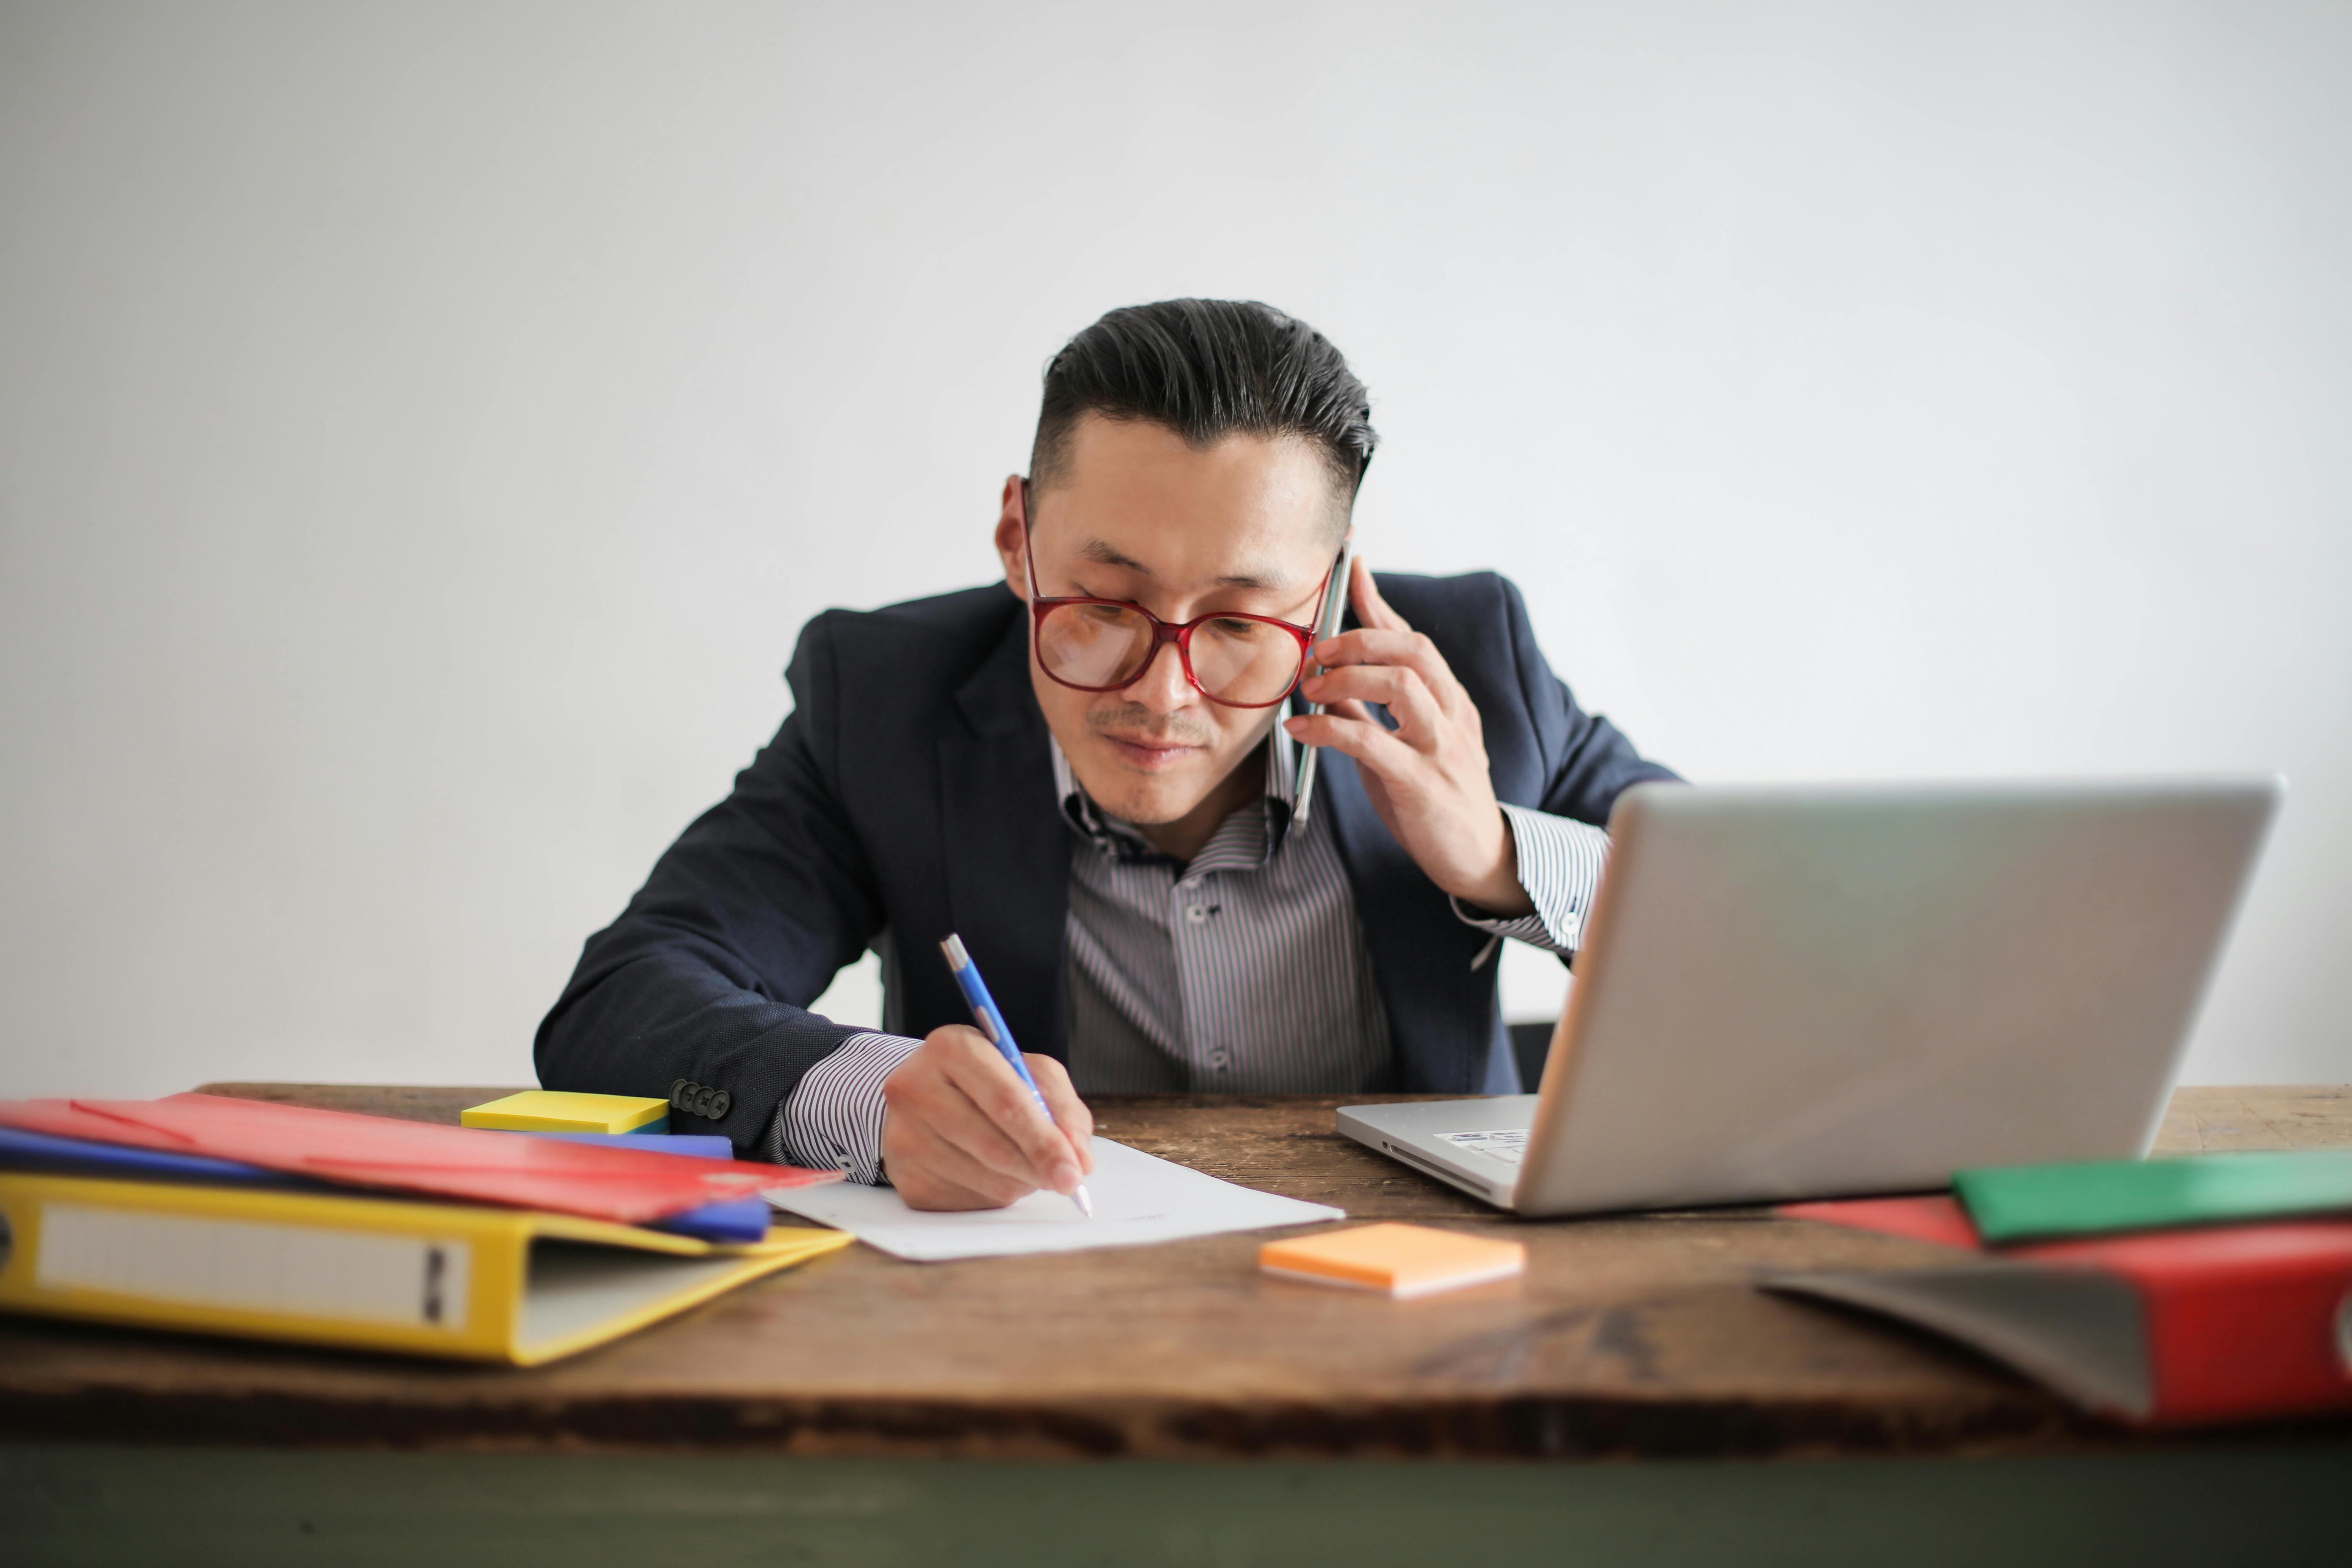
[1340,778,2281,1215]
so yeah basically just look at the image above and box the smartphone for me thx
[1289,536,1355,826]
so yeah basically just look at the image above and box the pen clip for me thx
[940,934,1000,1044]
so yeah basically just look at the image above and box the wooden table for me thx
[6,1084,2350,1566]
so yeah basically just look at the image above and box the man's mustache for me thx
[1085,703,1218,749]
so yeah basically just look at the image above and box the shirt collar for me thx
[1050,731,1298,867]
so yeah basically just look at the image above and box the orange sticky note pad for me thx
[1259,1223,1526,1299]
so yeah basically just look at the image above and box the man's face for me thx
[996,415,1345,827]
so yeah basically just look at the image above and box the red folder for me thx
[1771,1195,2352,1427]
[0,1095,838,1225]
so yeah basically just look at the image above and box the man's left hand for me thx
[1285,557,1533,918]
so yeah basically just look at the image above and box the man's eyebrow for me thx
[1074,537,1289,591]
[1076,537,1154,574]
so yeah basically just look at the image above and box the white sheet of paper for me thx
[762,1136,1344,1261]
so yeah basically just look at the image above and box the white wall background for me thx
[2,1,2345,1097]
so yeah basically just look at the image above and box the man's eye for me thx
[1210,618,1270,639]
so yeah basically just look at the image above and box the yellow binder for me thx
[0,1172,848,1365]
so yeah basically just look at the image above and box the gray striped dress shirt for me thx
[772,737,1612,1183]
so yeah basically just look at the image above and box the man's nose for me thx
[1121,639,1194,711]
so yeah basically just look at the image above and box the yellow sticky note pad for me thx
[460,1091,670,1135]
[1260,1222,1526,1299]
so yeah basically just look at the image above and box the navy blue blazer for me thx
[535,573,1677,1152]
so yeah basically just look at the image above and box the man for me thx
[538,299,1675,1209]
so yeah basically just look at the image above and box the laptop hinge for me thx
[1383,1140,1512,1207]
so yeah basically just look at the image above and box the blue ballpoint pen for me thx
[939,934,1093,1218]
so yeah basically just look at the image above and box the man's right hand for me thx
[878,1025,1095,1210]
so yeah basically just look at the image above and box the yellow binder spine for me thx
[0,1172,534,1360]
[0,1172,851,1364]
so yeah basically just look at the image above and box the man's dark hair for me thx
[1030,299,1376,510]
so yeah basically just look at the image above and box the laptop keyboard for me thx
[1436,1129,1528,1166]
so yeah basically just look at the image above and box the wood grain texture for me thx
[2,1083,2347,1460]
[2154,1085,2352,1154]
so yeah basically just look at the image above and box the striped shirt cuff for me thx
[771,1031,923,1185]
[1450,803,1612,955]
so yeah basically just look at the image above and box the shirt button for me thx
[1209,1049,1230,1069]
[1185,905,1210,925]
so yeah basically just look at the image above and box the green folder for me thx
[1955,1149,2352,1245]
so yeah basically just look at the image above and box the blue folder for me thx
[526,1131,735,1158]
[0,1125,306,1186]
[0,1125,773,1244]
[521,1131,769,1242]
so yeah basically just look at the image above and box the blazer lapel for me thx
[1318,742,1493,1094]
[934,605,1073,1062]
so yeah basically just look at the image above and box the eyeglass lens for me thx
[1036,603,1303,705]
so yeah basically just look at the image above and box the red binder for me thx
[1771,1195,2352,1427]
[0,1095,838,1226]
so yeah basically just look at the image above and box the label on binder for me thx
[36,1202,473,1330]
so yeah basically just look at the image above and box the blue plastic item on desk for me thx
[523,1129,771,1242]
[2,1125,772,1243]
[0,1125,307,1187]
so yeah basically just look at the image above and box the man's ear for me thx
[994,474,1030,602]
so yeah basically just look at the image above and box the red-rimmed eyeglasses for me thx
[1020,481,1332,710]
